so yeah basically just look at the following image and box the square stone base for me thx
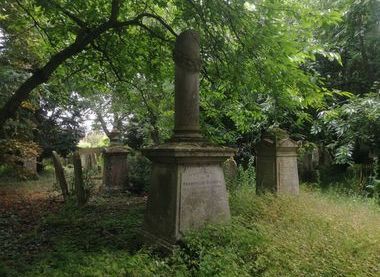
[143,144,234,246]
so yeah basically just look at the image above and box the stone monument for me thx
[142,30,235,248]
[256,129,300,195]
[103,129,129,193]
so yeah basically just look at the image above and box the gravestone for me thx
[102,129,129,193]
[23,157,37,175]
[73,151,87,206]
[52,151,69,201]
[223,156,238,181]
[142,30,235,248]
[256,130,299,195]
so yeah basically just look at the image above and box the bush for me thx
[0,139,41,180]
[127,150,152,194]
[226,159,256,192]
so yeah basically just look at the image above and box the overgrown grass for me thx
[1,186,379,276]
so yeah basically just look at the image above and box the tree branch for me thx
[0,8,177,126]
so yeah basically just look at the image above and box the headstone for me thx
[223,156,238,181]
[23,157,37,175]
[142,30,236,249]
[102,129,129,193]
[73,151,87,206]
[52,151,69,201]
[78,148,102,171]
[256,130,299,195]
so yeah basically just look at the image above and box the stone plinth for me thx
[103,129,129,193]
[103,145,129,192]
[143,143,234,247]
[256,133,299,195]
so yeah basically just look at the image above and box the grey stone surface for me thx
[23,157,37,175]
[102,129,129,193]
[256,131,300,195]
[73,151,87,206]
[171,30,203,142]
[142,30,235,247]
[223,157,238,181]
[52,151,69,201]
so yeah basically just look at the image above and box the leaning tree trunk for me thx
[52,151,69,201]
[73,151,87,207]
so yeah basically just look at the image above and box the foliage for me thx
[0,139,41,179]
[77,131,109,148]
[226,158,256,192]
[127,150,152,194]
[315,0,380,95]
[0,0,349,146]
[312,92,380,164]
[2,181,379,276]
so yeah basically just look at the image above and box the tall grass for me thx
[2,177,380,276]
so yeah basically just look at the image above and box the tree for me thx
[0,0,176,126]
[1,0,346,146]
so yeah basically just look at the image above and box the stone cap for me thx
[103,145,130,155]
[256,137,299,157]
[142,142,236,163]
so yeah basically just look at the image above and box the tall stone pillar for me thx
[103,129,129,193]
[142,30,235,248]
[256,130,300,195]
[172,30,202,141]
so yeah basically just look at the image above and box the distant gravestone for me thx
[52,151,69,201]
[223,156,238,181]
[23,157,37,175]
[142,30,235,249]
[78,148,102,171]
[102,129,129,193]
[73,151,87,207]
[256,130,299,195]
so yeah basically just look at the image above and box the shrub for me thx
[127,150,152,194]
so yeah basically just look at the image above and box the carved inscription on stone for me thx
[179,165,230,233]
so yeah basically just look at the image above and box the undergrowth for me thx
[1,185,379,276]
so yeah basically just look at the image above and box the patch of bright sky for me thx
[244,2,257,12]
[0,28,5,49]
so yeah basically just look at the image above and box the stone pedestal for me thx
[103,130,129,193]
[256,132,299,195]
[143,143,234,247]
[142,30,235,248]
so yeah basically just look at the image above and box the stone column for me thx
[142,30,236,249]
[172,30,203,142]
[256,130,300,195]
[102,129,129,193]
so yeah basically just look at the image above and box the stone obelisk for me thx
[142,30,235,248]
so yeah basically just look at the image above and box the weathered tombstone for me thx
[78,148,100,171]
[102,129,129,193]
[73,151,87,207]
[52,151,69,201]
[256,129,300,195]
[23,157,37,175]
[223,156,238,181]
[142,30,236,248]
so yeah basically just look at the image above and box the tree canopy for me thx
[0,0,379,162]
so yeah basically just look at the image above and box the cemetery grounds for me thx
[0,166,379,276]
